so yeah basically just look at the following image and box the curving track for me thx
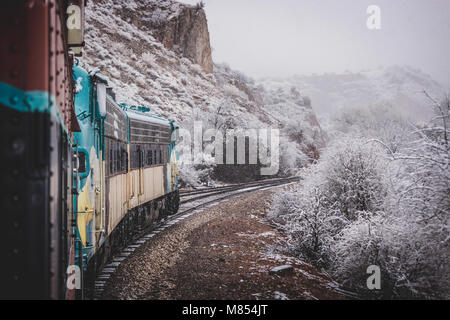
[180,177,299,207]
[91,177,300,299]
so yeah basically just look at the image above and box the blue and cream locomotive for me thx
[72,61,180,287]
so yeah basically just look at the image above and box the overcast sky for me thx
[178,0,450,87]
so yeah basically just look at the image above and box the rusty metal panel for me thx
[0,0,82,299]
[53,0,80,133]
[49,0,57,104]
[0,0,49,92]
[55,1,66,125]
[0,0,80,133]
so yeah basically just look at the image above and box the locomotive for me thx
[72,62,180,296]
[0,0,180,300]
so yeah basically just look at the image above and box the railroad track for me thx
[179,177,299,205]
[91,176,299,299]
[179,177,297,197]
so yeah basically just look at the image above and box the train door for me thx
[127,144,140,209]
[138,146,145,202]
[94,81,106,246]
[92,130,104,246]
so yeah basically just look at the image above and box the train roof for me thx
[75,62,177,129]
[122,105,172,127]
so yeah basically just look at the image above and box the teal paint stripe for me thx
[0,81,69,134]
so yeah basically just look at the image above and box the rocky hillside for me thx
[85,0,267,123]
[97,0,213,73]
[82,0,324,183]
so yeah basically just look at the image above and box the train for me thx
[0,0,180,300]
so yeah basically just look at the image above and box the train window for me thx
[116,143,120,172]
[147,149,153,166]
[113,142,117,173]
[130,144,142,169]
[109,146,113,174]
[106,139,128,175]
[125,144,170,168]
[131,145,136,169]
[110,142,114,173]
[130,145,135,169]
[138,146,143,168]
[116,143,121,172]
[135,146,138,168]
[121,146,127,172]
[115,142,119,172]
[78,151,87,173]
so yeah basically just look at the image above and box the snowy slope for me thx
[81,0,325,183]
[83,0,276,127]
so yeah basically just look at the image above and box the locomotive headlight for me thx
[72,149,90,178]
[97,82,107,118]
[72,154,80,173]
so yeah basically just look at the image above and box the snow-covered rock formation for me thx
[82,0,324,184]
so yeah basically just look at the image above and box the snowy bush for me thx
[330,102,413,154]
[270,96,450,298]
[150,8,167,27]
[278,136,309,176]
[332,212,449,299]
[377,95,450,298]
[272,186,339,267]
[141,52,157,66]
[331,214,387,296]
[268,189,299,224]
[178,162,215,188]
[321,138,388,221]
[270,138,388,267]
[190,63,204,75]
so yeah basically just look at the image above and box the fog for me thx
[178,0,450,87]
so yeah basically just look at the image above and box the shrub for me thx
[320,138,388,221]
[270,139,388,267]
[269,97,450,298]
[332,213,449,299]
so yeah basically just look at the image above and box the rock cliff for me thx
[152,4,213,73]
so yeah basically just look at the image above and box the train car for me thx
[71,62,180,290]
[0,0,86,299]
[0,0,179,299]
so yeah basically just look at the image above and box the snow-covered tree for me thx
[270,95,450,299]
